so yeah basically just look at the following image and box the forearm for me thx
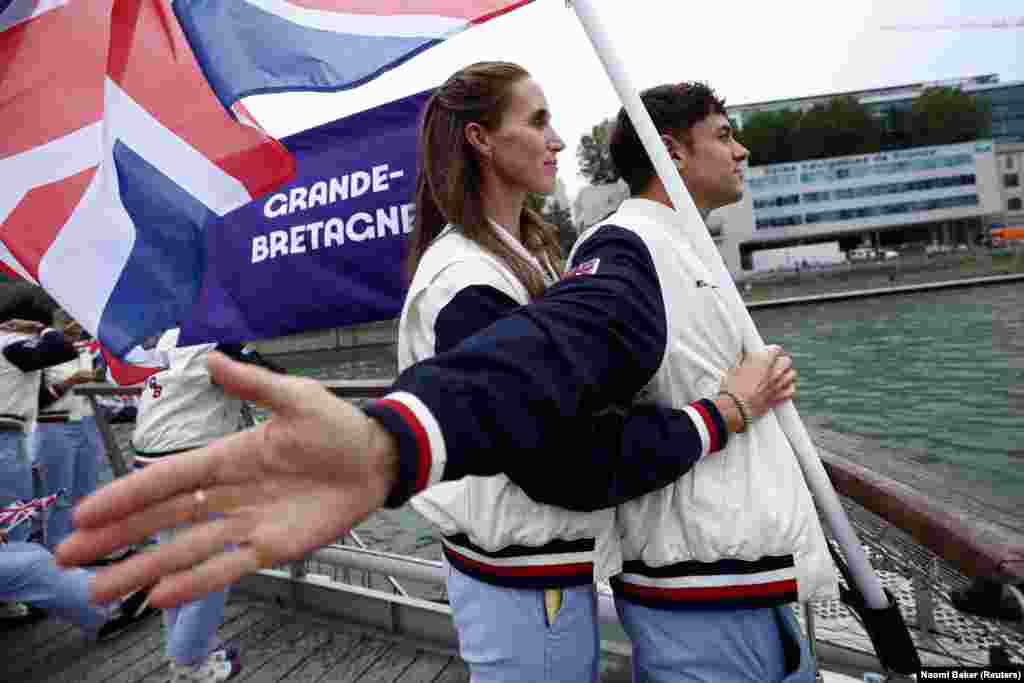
[3,329,77,372]
[521,398,730,511]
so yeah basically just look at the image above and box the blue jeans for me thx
[446,565,600,683]
[1,541,110,632]
[615,598,817,683]
[0,431,33,543]
[135,460,229,666]
[38,418,102,549]
[159,526,230,665]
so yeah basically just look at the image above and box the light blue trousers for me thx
[1,541,110,633]
[37,417,103,549]
[615,598,817,683]
[0,431,33,543]
[135,459,229,666]
[446,565,600,683]
[160,524,230,666]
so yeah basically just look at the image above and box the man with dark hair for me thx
[611,82,731,198]
[581,81,835,682]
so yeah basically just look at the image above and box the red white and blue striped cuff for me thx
[683,398,728,457]
[363,392,447,508]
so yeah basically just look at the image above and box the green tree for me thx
[543,203,576,257]
[907,87,991,147]
[793,96,882,160]
[526,194,576,257]
[576,118,619,184]
[736,109,802,165]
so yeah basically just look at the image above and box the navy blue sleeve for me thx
[368,226,690,510]
[428,278,730,510]
[534,399,728,510]
[2,330,77,372]
[434,285,521,354]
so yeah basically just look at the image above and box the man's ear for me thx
[465,122,491,160]
[661,133,684,164]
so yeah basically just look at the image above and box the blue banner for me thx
[180,89,431,346]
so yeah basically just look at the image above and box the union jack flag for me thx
[0,491,65,538]
[173,0,537,109]
[0,0,295,377]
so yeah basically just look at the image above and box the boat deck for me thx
[0,596,470,683]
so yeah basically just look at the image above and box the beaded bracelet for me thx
[717,389,752,433]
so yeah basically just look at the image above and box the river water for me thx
[751,282,1023,500]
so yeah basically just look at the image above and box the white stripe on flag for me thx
[0,122,103,226]
[0,0,71,33]
[0,241,39,284]
[38,146,136,337]
[242,0,466,38]
[105,80,252,215]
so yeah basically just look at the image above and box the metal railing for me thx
[75,379,1024,674]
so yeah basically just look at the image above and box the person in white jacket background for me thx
[36,309,105,550]
[130,328,280,683]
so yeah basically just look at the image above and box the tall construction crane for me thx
[880,17,1023,31]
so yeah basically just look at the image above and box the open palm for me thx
[56,354,398,608]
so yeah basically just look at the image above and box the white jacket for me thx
[572,199,838,607]
[399,224,622,587]
[131,329,242,456]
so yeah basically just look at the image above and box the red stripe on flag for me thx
[99,345,162,386]
[0,167,97,281]
[0,0,109,158]
[377,399,432,494]
[284,0,532,21]
[469,0,534,24]
[0,261,25,281]
[106,0,294,199]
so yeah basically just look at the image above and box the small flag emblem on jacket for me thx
[565,258,600,278]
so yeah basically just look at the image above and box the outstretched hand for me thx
[56,352,399,608]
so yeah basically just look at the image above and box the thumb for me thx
[207,352,309,415]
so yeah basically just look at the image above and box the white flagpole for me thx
[569,0,888,610]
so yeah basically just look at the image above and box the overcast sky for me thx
[245,0,1023,201]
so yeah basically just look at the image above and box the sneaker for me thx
[169,647,242,682]
[0,601,31,620]
[96,586,158,640]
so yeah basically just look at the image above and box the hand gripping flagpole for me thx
[568,0,888,611]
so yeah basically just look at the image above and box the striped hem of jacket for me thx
[610,554,799,610]
[442,533,595,589]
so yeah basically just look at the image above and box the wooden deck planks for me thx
[1,597,464,683]
[428,660,471,683]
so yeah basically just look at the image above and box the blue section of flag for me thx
[101,140,213,356]
[179,89,431,347]
[173,0,442,109]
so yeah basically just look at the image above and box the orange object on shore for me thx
[991,226,1024,240]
